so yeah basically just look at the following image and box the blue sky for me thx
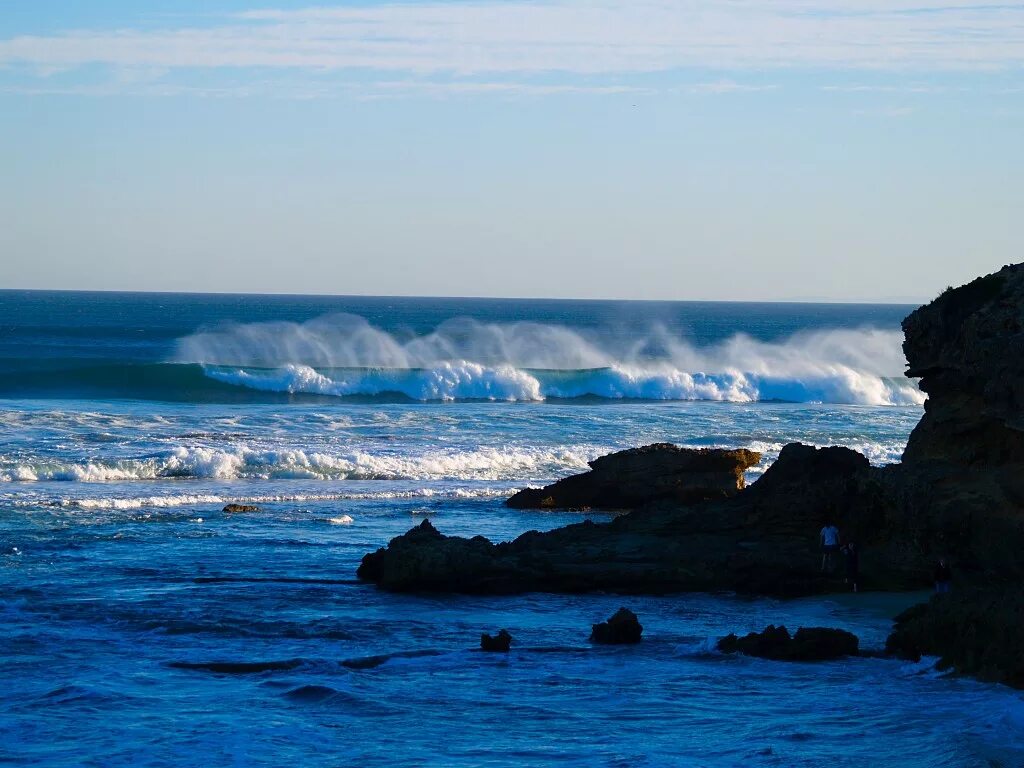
[1,1,1022,301]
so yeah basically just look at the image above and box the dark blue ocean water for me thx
[2,291,1021,767]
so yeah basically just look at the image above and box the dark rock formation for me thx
[886,588,1024,689]
[358,443,890,595]
[506,444,761,510]
[590,608,643,644]
[223,504,260,513]
[717,625,859,661]
[902,265,1024,468]
[480,629,513,652]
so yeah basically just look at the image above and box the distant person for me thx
[843,543,860,592]
[934,558,952,594]
[820,522,840,572]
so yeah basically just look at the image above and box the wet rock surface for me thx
[717,625,859,661]
[358,443,889,595]
[480,629,513,652]
[886,588,1024,689]
[590,608,643,644]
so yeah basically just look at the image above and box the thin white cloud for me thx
[0,0,1021,80]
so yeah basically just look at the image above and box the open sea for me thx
[2,290,1022,767]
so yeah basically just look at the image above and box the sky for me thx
[0,1,1022,301]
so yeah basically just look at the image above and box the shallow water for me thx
[2,294,1022,766]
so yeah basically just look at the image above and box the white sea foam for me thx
[0,444,597,484]
[175,315,924,405]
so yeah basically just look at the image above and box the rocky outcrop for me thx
[885,588,1024,689]
[357,443,895,595]
[882,264,1024,585]
[590,608,643,644]
[902,265,1024,468]
[718,625,859,661]
[480,629,513,652]
[506,444,761,510]
[223,504,260,513]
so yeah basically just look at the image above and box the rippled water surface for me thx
[2,293,1022,766]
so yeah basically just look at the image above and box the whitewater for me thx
[3,291,1021,767]
[176,314,925,405]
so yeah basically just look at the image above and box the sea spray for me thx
[175,315,924,405]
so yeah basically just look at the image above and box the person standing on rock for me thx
[820,521,840,572]
[934,558,953,593]
[843,542,860,592]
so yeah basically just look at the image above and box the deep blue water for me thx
[2,291,1022,767]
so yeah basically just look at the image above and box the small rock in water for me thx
[590,608,643,644]
[480,629,513,652]
[223,504,260,513]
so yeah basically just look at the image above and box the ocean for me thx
[1,290,1021,767]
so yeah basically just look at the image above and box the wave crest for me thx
[174,315,925,406]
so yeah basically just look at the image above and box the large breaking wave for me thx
[172,314,924,406]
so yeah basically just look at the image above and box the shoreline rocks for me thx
[885,588,1024,688]
[717,625,859,661]
[357,442,894,595]
[506,444,761,510]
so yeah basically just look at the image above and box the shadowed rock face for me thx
[717,625,859,661]
[506,444,761,510]
[480,629,513,652]
[902,265,1024,467]
[885,588,1024,689]
[590,608,643,644]
[879,264,1024,690]
[357,443,893,595]
[884,264,1024,583]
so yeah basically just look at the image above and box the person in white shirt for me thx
[820,523,840,572]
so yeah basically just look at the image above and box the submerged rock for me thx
[590,608,643,644]
[480,629,513,652]
[506,444,761,510]
[717,625,859,661]
[223,504,260,513]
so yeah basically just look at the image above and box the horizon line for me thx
[0,286,927,307]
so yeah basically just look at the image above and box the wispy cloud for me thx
[0,0,1022,82]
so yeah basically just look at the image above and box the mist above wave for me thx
[174,314,924,405]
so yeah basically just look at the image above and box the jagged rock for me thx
[717,625,859,661]
[358,442,887,595]
[480,629,513,652]
[902,265,1024,468]
[885,588,1024,689]
[507,444,761,510]
[223,504,260,513]
[590,608,643,644]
